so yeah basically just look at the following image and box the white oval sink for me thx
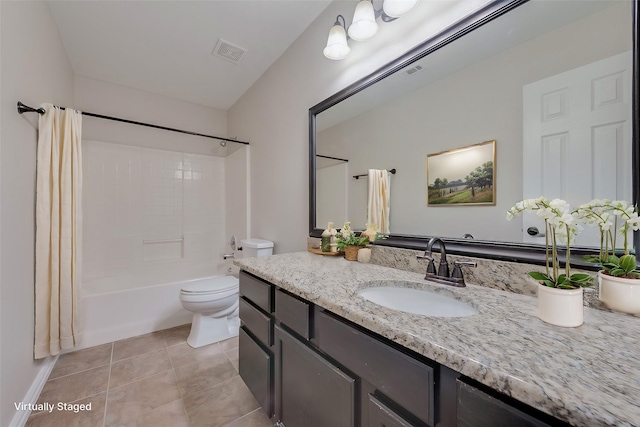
[358,286,477,317]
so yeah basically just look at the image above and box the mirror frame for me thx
[309,0,640,269]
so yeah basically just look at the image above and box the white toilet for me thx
[179,238,274,348]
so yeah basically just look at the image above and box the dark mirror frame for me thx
[309,0,640,269]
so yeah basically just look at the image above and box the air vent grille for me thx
[212,39,247,64]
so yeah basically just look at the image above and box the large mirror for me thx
[310,0,638,263]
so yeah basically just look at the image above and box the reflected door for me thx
[522,51,632,246]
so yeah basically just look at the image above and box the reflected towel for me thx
[367,169,390,234]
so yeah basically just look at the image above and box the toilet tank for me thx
[241,238,274,258]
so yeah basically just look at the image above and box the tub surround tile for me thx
[182,376,259,427]
[174,352,238,397]
[36,365,110,407]
[109,348,173,389]
[236,251,640,427]
[112,331,167,362]
[26,393,106,427]
[49,344,113,380]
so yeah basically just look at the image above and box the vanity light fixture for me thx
[323,15,351,60]
[323,0,418,60]
[348,0,379,41]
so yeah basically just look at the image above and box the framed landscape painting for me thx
[426,140,496,206]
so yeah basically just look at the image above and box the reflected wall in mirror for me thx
[312,0,634,252]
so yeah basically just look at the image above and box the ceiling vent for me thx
[212,39,247,64]
[402,64,424,78]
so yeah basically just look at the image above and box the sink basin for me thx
[357,285,477,317]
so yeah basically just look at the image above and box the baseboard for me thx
[8,355,59,427]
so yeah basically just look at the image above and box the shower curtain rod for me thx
[16,101,249,145]
[353,168,396,180]
[316,154,349,162]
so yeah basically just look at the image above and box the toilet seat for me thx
[181,276,238,296]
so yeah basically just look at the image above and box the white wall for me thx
[228,0,492,253]
[225,145,250,272]
[0,2,75,426]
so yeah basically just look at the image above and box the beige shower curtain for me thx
[367,169,390,234]
[34,104,83,359]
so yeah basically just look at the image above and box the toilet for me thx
[179,238,274,348]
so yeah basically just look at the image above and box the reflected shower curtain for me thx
[367,169,390,234]
[34,104,83,359]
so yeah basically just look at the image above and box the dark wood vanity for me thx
[238,271,568,427]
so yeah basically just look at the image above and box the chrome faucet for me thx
[416,237,476,287]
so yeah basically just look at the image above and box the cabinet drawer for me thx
[239,327,273,418]
[239,271,273,313]
[368,394,414,427]
[275,288,310,339]
[318,311,434,426]
[239,297,272,346]
[457,379,551,427]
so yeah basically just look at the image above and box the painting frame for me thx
[426,140,496,206]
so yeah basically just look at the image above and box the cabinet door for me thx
[368,394,414,427]
[457,380,552,427]
[274,325,355,427]
[239,327,273,418]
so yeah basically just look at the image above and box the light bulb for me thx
[383,0,417,18]
[348,0,378,41]
[323,22,350,60]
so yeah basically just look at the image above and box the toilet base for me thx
[187,308,240,348]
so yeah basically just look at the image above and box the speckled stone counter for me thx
[235,252,640,427]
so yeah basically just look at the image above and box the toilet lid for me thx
[181,276,239,294]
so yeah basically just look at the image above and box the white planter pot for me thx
[537,284,583,327]
[598,271,640,315]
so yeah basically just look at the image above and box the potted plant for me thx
[507,197,593,327]
[577,199,640,314]
[336,222,372,261]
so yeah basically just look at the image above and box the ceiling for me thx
[48,0,332,111]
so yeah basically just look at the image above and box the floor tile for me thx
[108,398,188,427]
[37,365,109,406]
[163,324,191,347]
[219,336,239,352]
[183,376,259,427]
[167,342,222,369]
[225,348,239,372]
[109,348,172,389]
[49,344,112,380]
[105,371,182,426]
[112,331,166,362]
[174,352,237,397]
[26,392,106,427]
[223,408,273,427]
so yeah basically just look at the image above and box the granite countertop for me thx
[235,252,640,427]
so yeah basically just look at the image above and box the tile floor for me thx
[26,324,273,427]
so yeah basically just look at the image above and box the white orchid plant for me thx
[335,222,370,251]
[576,199,640,278]
[507,197,593,289]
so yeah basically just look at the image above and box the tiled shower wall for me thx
[83,140,226,293]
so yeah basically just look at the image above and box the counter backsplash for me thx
[307,237,606,311]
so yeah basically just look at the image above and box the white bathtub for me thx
[79,274,232,349]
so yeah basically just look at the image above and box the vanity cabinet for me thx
[274,324,356,427]
[238,271,275,418]
[238,270,568,427]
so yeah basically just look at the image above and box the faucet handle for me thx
[452,261,476,280]
[416,253,433,261]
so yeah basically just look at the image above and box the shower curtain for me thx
[34,104,83,359]
[367,169,390,234]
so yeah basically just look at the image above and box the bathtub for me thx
[80,273,233,349]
